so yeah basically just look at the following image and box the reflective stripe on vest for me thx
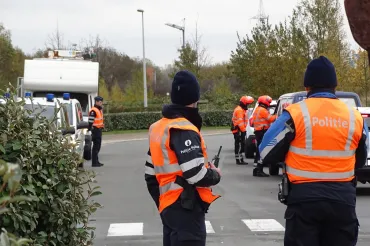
[149,117,220,213]
[89,107,104,128]
[284,99,363,183]
[253,106,271,131]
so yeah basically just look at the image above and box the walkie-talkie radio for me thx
[213,146,223,168]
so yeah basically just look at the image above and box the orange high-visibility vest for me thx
[232,106,246,133]
[149,117,220,213]
[284,98,364,184]
[251,106,276,131]
[89,107,104,128]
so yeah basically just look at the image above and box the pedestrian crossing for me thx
[106,218,286,237]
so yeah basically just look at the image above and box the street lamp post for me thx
[137,9,148,108]
[165,19,185,48]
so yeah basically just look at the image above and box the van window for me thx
[32,92,89,117]
[23,104,56,120]
[76,103,83,122]
[60,106,68,129]
[75,104,81,124]
[62,103,74,126]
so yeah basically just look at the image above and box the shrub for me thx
[0,161,33,246]
[0,93,102,245]
[104,110,233,131]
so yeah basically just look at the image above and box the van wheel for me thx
[245,137,255,158]
[269,164,279,176]
[84,136,92,160]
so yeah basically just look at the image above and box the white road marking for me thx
[102,132,228,146]
[102,138,146,145]
[242,219,285,232]
[107,223,144,237]
[106,219,286,236]
[205,220,215,233]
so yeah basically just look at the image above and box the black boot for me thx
[241,157,248,165]
[236,155,248,165]
[236,159,248,165]
[253,164,269,177]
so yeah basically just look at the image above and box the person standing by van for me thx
[88,96,104,167]
[250,95,276,177]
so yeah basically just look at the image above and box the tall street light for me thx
[165,19,185,48]
[137,9,148,108]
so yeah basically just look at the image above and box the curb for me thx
[102,132,229,145]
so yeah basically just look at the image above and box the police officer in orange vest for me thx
[145,70,221,246]
[231,96,254,165]
[259,56,369,246]
[88,96,104,167]
[250,95,276,177]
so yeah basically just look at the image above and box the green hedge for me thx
[104,110,233,131]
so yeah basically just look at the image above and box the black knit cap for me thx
[170,70,200,106]
[304,56,338,88]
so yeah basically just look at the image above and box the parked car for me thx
[268,91,363,176]
[244,100,277,158]
[355,107,370,184]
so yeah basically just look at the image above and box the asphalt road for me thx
[86,133,370,246]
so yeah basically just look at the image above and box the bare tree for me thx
[190,18,212,69]
[45,22,65,50]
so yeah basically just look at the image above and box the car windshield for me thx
[23,104,57,120]
[338,98,357,108]
[62,103,74,125]
[296,96,357,108]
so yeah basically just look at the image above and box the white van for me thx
[19,51,99,161]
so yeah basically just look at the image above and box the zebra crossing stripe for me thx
[106,219,286,237]
[107,222,144,237]
[242,219,285,232]
[205,220,215,233]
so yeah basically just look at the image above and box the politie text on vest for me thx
[312,116,348,128]
[180,145,200,154]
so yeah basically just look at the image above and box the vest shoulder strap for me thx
[167,118,199,134]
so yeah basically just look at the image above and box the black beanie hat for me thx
[304,56,338,88]
[170,70,200,106]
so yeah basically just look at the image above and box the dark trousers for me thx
[233,131,245,160]
[284,201,359,246]
[161,202,206,246]
[254,129,266,163]
[91,128,102,166]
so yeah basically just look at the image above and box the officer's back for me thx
[259,56,368,246]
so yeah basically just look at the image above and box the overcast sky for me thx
[0,0,358,68]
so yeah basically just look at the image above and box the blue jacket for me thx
[259,92,368,206]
